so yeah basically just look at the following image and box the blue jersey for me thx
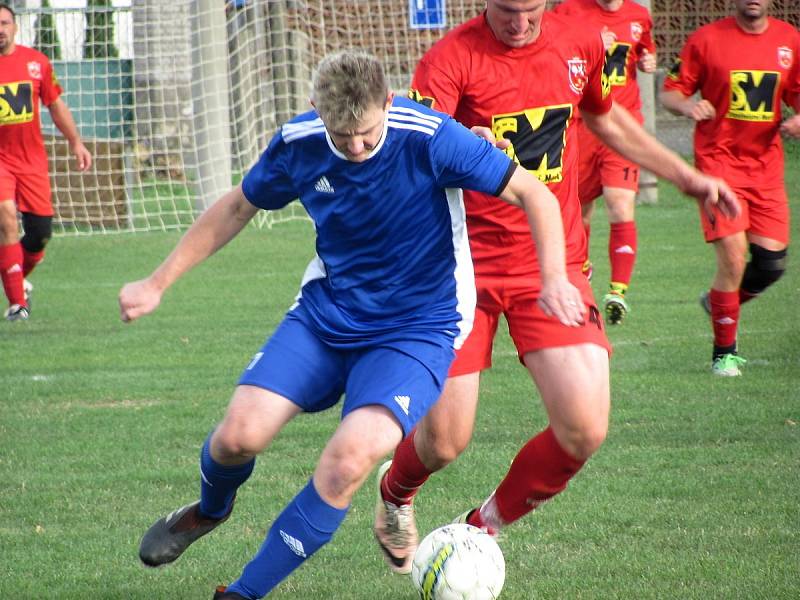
[242,96,514,349]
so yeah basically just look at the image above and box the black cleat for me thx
[139,500,233,567]
[213,585,248,599]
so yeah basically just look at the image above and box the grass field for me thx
[2,161,799,599]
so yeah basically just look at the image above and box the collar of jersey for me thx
[324,112,389,162]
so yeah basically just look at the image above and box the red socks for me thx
[490,427,585,526]
[709,288,740,350]
[609,221,637,290]
[0,243,26,307]
[380,428,433,506]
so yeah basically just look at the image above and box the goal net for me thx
[12,1,799,236]
[12,0,483,235]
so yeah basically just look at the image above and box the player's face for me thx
[734,0,770,20]
[0,8,18,55]
[325,98,390,163]
[485,0,547,48]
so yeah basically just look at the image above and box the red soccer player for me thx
[372,0,739,576]
[662,0,800,376]
[0,2,91,321]
[553,0,656,325]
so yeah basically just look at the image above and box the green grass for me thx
[1,164,799,598]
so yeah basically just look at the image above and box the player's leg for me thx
[581,199,596,280]
[374,301,498,572]
[20,212,51,277]
[0,199,26,316]
[577,131,602,282]
[696,188,750,375]
[139,385,302,568]
[224,344,448,598]
[458,274,610,532]
[464,344,610,532]
[602,185,637,325]
[740,236,787,303]
[0,165,27,319]
[739,186,790,304]
[139,316,339,567]
[708,232,749,375]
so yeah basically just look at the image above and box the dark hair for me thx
[0,3,15,21]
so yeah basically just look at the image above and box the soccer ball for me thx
[411,523,505,600]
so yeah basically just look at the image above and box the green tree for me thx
[35,0,62,60]
[83,0,119,59]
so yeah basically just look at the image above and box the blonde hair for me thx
[311,50,389,131]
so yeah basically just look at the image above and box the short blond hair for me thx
[311,50,389,131]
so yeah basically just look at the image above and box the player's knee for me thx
[741,244,787,295]
[0,201,18,241]
[316,448,374,504]
[418,425,471,469]
[719,249,748,280]
[20,213,52,253]
[213,421,266,459]
[557,421,607,461]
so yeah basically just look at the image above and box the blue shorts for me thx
[238,314,454,436]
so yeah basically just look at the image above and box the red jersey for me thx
[663,17,800,187]
[409,12,611,278]
[553,0,655,119]
[0,45,62,173]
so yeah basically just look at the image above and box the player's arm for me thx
[497,167,584,327]
[659,88,715,121]
[119,184,259,322]
[581,102,739,222]
[47,98,92,171]
[779,79,800,138]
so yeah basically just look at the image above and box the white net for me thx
[16,1,795,235]
[12,0,484,235]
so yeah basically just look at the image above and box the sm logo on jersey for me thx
[0,81,34,126]
[408,88,435,109]
[492,104,573,184]
[604,43,632,87]
[727,70,780,122]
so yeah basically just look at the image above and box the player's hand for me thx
[600,26,617,51]
[684,173,741,225]
[779,114,800,139]
[71,141,93,171]
[470,126,511,150]
[119,278,163,323]
[686,99,715,121]
[537,276,585,327]
[637,50,656,73]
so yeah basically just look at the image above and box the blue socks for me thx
[226,479,349,599]
[199,435,255,519]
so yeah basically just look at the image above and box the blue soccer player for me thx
[118,50,584,599]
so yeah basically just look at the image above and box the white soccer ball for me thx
[411,523,505,600]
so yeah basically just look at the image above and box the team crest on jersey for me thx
[777,46,793,69]
[630,22,643,41]
[567,58,588,95]
[27,61,42,80]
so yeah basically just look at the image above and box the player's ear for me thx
[384,91,395,110]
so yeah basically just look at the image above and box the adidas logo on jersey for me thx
[280,530,307,557]
[314,176,335,194]
[394,395,410,415]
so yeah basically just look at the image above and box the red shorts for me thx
[700,184,789,244]
[0,162,54,216]
[577,133,639,205]
[449,271,612,376]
